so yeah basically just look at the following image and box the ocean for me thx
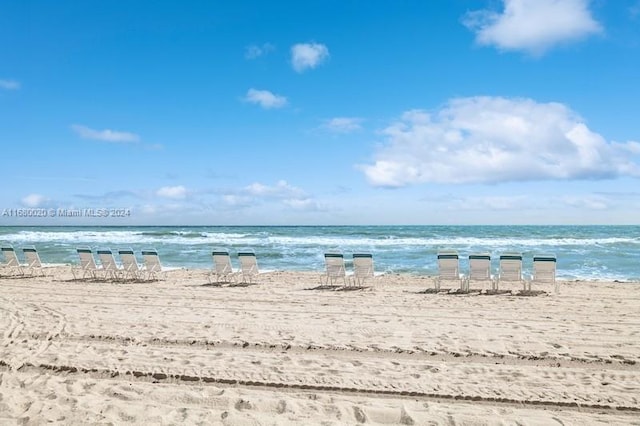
[1,225,639,281]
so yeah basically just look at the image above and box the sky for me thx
[1,0,640,226]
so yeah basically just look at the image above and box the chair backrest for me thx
[238,251,259,275]
[437,250,460,279]
[97,249,119,271]
[142,249,162,273]
[77,247,98,270]
[353,253,374,279]
[118,249,140,272]
[468,253,491,280]
[23,246,42,268]
[1,245,20,267]
[499,253,523,280]
[324,253,345,278]
[212,250,233,274]
[533,255,556,282]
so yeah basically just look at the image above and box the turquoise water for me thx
[1,225,639,281]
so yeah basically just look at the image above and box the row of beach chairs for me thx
[0,245,260,284]
[2,245,557,292]
[209,250,260,284]
[73,248,261,284]
[436,250,558,293]
[73,247,166,281]
[322,253,376,287]
[0,245,46,277]
[320,251,558,292]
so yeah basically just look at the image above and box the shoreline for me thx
[1,268,639,423]
[18,264,640,284]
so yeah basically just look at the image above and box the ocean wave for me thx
[2,226,640,281]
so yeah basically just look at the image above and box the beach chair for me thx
[238,251,260,284]
[118,248,142,281]
[352,253,375,287]
[435,250,464,291]
[209,250,238,283]
[97,249,122,281]
[22,246,46,277]
[530,254,558,293]
[466,253,494,291]
[497,253,525,290]
[72,247,102,280]
[142,249,166,281]
[323,252,347,286]
[0,245,24,276]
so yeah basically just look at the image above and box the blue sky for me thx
[2,0,640,225]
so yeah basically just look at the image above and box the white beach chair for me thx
[466,253,494,291]
[72,247,102,280]
[497,253,525,290]
[22,246,46,277]
[209,250,238,283]
[435,250,464,291]
[0,245,24,276]
[323,252,347,286]
[238,251,260,284]
[118,248,142,281]
[352,253,375,287]
[141,249,166,281]
[530,254,558,293]
[97,249,122,281]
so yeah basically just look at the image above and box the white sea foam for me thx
[5,230,638,249]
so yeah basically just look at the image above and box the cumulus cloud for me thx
[291,42,329,72]
[243,180,305,199]
[71,124,140,143]
[463,0,602,55]
[0,79,20,90]
[282,198,321,211]
[245,43,275,59]
[74,190,140,201]
[244,88,288,109]
[323,117,363,133]
[360,96,640,187]
[562,195,608,210]
[446,195,529,211]
[21,194,49,208]
[222,195,254,208]
[222,180,318,211]
[156,185,188,199]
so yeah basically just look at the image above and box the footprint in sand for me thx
[353,406,367,423]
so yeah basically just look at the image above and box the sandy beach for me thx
[1,267,639,424]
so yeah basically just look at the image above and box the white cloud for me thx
[562,195,608,210]
[283,198,321,211]
[222,180,317,211]
[463,0,602,55]
[0,79,20,90]
[323,117,363,133]
[360,96,640,187]
[245,43,275,59]
[244,88,288,109]
[71,124,140,143]
[21,194,48,208]
[156,185,188,199]
[222,195,254,207]
[243,180,305,199]
[448,195,529,211]
[291,42,329,72]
